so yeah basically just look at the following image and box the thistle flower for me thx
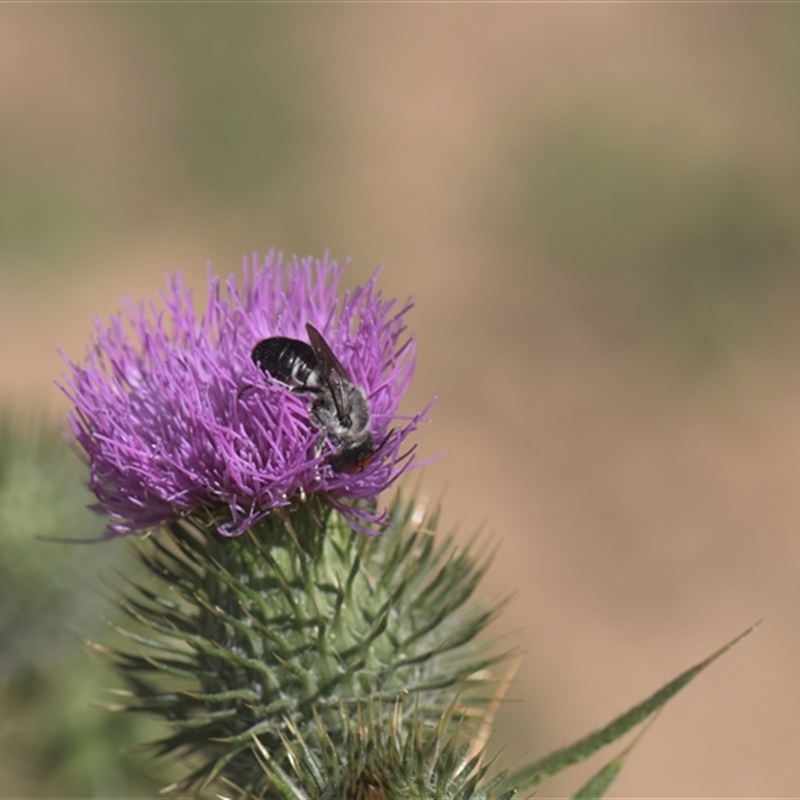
[63,252,747,799]
[60,252,426,537]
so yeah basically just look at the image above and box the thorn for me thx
[460,654,523,774]
[410,494,429,527]
[274,508,301,550]
[252,735,271,761]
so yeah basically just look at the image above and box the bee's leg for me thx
[304,396,326,457]
[308,395,326,429]
[309,394,340,435]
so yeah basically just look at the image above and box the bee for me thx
[251,324,376,472]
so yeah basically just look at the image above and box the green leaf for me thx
[570,707,660,800]
[571,755,624,800]
[500,621,759,793]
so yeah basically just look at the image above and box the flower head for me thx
[61,252,426,537]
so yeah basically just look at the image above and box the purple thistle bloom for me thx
[60,252,428,538]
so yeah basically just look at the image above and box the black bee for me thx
[251,324,376,472]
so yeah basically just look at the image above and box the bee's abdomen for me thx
[252,337,319,388]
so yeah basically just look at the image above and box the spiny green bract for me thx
[249,701,517,800]
[107,494,508,796]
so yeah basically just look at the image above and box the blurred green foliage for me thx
[0,416,176,795]
[0,415,107,671]
[0,656,173,797]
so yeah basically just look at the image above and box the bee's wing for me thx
[305,324,351,382]
[306,323,356,424]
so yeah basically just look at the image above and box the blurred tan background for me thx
[2,3,800,797]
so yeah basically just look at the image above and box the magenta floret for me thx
[60,252,426,537]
